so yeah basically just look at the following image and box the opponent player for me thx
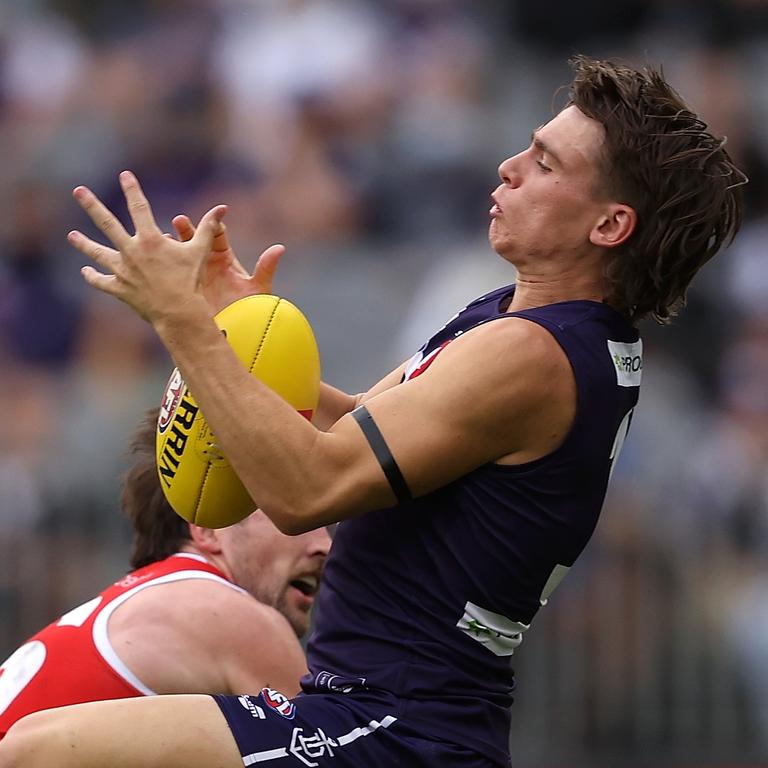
[0,409,330,740]
[0,56,745,767]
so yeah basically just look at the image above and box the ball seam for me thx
[249,297,281,373]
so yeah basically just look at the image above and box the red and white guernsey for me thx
[0,553,244,738]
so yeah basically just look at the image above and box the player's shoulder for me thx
[180,584,306,693]
[113,574,301,658]
[404,314,574,431]
[109,571,249,631]
[443,313,570,377]
[175,579,298,643]
[135,573,268,620]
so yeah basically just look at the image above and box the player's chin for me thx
[487,220,506,250]
[487,227,516,260]
[284,605,311,638]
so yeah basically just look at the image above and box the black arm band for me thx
[351,405,412,505]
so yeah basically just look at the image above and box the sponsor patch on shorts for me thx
[260,687,296,719]
[238,695,266,720]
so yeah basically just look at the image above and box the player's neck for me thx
[178,543,231,580]
[508,272,605,312]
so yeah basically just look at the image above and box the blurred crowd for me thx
[1,1,768,765]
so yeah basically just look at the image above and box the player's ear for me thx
[188,524,224,555]
[589,204,637,249]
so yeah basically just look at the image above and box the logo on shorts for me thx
[289,727,338,767]
[237,695,265,720]
[260,687,296,719]
[314,671,367,694]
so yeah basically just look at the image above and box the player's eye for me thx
[536,158,552,172]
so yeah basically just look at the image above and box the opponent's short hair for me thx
[120,408,190,569]
[568,55,747,324]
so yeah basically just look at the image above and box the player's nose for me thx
[497,155,522,188]
[306,525,332,559]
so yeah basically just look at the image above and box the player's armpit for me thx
[312,358,410,431]
[312,383,360,431]
[358,360,408,404]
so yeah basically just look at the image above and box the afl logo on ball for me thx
[260,687,296,719]
[158,369,185,434]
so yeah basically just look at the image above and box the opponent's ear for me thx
[589,204,637,249]
[188,524,223,555]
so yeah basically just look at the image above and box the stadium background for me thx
[1,1,767,765]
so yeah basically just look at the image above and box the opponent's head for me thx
[122,408,192,569]
[121,408,331,637]
[567,55,746,323]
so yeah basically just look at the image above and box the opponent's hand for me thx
[172,214,285,314]
[68,171,223,325]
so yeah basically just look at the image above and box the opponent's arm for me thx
[109,580,307,696]
[214,595,308,696]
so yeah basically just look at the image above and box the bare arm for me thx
[69,173,575,533]
[313,383,360,431]
[313,361,408,430]
[108,580,307,696]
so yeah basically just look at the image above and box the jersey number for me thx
[0,596,102,717]
[0,641,46,717]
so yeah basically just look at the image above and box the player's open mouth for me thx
[290,575,319,597]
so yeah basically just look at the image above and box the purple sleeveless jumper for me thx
[303,284,642,765]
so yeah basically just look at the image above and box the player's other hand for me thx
[68,170,225,324]
[172,214,285,315]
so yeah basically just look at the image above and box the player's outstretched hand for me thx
[172,213,285,314]
[67,170,224,324]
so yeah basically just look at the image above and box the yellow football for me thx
[155,294,320,528]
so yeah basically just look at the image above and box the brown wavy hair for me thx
[568,55,747,324]
[120,408,190,569]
